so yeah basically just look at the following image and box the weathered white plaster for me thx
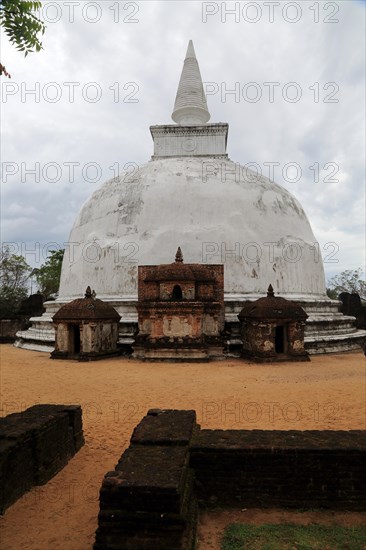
[172,40,210,125]
[150,124,228,159]
[58,156,328,301]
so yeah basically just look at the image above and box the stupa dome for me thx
[59,155,326,301]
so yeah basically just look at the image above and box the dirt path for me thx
[0,345,365,549]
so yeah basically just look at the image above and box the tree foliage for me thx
[327,268,366,301]
[33,249,64,300]
[0,246,32,317]
[326,287,338,300]
[0,0,46,76]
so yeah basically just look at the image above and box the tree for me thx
[33,249,64,300]
[0,246,32,317]
[0,0,46,76]
[327,268,366,302]
[326,288,338,300]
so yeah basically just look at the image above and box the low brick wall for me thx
[0,404,84,514]
[191,429,366,510]
[95,410,366,549]
[94,409,198,550]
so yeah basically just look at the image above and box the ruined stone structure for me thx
[338,292,366,329]
[94,409,366,549]
[238,284,309,362]
[0,319,24,344]
[0,293,44,343]
[94,410,197,550]
[51,287,120,361]
[0,404,84,514]
[16,41,366,354]
[134,248,224,360]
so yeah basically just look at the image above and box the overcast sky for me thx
[1,0,365,282]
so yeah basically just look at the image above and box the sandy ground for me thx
[0,345,365,550]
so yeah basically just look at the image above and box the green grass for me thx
[221,523,366,550]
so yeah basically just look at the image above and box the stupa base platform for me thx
[15,297,366,357]
[133,342,224,362]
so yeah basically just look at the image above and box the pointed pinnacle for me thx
[175,247,183,263]
[185,40,196,59]
[267,284,274,297]
[171,40,210,125]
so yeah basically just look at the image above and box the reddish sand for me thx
[0,345,365,549]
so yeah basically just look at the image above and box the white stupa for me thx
[16,41,365,353]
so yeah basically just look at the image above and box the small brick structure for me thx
[95,409,366,549]
[133,248,224,360]
[51,286,121,361]
[0,404,84,514]
[238,284,309,362]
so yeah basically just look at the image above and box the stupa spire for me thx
[171,40,210,125]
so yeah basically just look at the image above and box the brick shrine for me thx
[51,287,121,361]
[238,284,309,362]
[133,248,224,360]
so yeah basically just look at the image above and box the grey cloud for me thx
[1,0,364,280]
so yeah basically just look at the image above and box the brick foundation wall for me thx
[95,411,366,549]
[191,429,366,510]
[0,404,84,514]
